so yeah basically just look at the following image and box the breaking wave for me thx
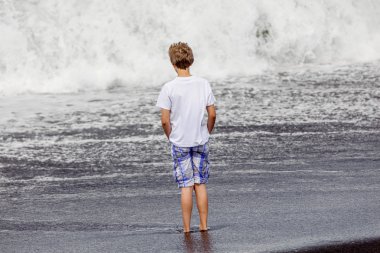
[1,0,380,95]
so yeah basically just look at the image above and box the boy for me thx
[156,42,216,233]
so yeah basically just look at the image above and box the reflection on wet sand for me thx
[183,231,214,253]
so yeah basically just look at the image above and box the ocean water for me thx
[1,0,380,95]
[1,1,380,252]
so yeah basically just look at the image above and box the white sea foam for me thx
[0,171,171,184]
[0,0,380,95]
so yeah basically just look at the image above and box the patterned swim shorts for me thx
[170,141,210,188]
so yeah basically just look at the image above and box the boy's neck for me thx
[176,68,191,77]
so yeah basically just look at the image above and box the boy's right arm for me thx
[206,105,216,134]
[160,108,171,139]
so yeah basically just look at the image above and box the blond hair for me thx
[168,42,194,69]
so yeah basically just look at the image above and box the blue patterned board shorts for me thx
[170,141,210,188]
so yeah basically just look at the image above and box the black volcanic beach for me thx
[1,63,380,252]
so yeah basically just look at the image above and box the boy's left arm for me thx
[160,108,171,139]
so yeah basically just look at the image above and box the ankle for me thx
[183,225,191,232]
[199,224,208,230]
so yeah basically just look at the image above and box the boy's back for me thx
[156,75,215,147]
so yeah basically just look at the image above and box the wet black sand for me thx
[0,63,379,252]
[280,237,380,253]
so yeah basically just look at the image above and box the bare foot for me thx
[199,225,208,231]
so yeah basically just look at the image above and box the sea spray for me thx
[0,0,380,95]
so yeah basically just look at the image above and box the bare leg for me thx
[181,186,194,232]
[194,184,208,230]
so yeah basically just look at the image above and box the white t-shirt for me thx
[156,75,216,147]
